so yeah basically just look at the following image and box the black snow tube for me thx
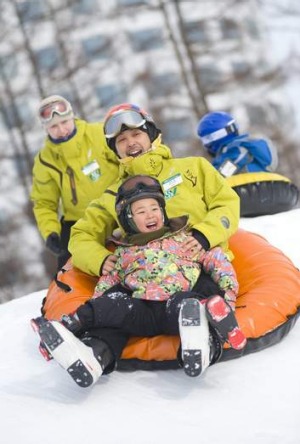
[226,172,299,217]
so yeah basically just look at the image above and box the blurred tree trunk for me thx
[0,60,32,197]
[172,0,209,116]
[158,0,205,118]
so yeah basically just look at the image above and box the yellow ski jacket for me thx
[69,143,240,276]
[30,119,119,240]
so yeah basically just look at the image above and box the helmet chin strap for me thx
[126,207,139,234]
[161,207,165,225]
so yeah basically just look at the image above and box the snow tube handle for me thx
[54,268,73,293]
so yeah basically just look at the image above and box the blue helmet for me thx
[197,111,239,156]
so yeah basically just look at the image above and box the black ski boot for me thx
[60,313,83,336]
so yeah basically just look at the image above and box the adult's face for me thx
[47,118,75,140]
[115,128,151,159]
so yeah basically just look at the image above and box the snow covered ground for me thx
[0,209,300,444]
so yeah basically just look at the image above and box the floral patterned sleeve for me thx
[92,248,123,299]
[200,246,239,309]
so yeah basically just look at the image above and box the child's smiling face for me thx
[131,198,164,233]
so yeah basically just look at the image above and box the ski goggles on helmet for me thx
[115,175,164,216]
[39,100,73,124]
[201,121,237,146]
[104,109,147,139]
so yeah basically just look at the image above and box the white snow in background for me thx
[0,209,299,444]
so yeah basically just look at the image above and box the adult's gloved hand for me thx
[46,232,61,255]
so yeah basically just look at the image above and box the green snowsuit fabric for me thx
[30,119,119,240]
[69,143,240,276]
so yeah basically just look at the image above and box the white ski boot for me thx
[179,298,210,377]
[31,317,103,388]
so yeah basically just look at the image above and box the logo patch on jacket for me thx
[184,170,197,187]
[221,217,230,229]
[162,174,183,199]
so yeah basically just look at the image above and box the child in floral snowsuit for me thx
[32,175,246,387]
[93,217,238,309]
[73,175,245,354]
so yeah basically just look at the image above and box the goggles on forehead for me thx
[120,175,161,192]
[116,176,163,215]
[104,110,146,139]
[39,100,72,124]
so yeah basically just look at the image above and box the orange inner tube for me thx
[43,229,300,361]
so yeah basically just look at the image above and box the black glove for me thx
[192,229,210,251]
[46,232,61,255]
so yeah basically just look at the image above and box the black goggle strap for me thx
[225,122,238,135]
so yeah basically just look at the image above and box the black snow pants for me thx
[76,271,224,367]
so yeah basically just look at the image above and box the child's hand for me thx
[101,255,118,275]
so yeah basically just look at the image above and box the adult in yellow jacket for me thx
[31,95,119,269]
[69,103,240,277]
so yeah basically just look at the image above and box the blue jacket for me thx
[212,135,278,176]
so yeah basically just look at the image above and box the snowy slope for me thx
[0,209,300,444]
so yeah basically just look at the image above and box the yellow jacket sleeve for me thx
[69,188,120,276]
[31,153,62,239]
